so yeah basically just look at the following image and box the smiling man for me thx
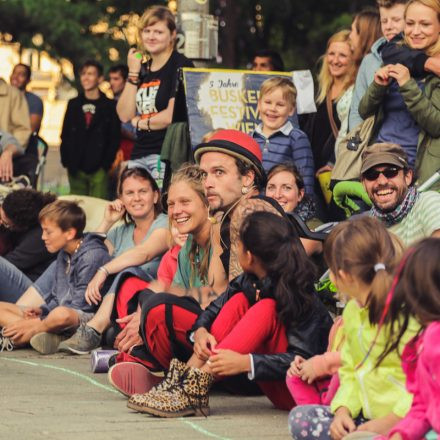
[361,142,440,246]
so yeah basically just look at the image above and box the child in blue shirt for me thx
[252,77,315,196]
[0,199,111,354]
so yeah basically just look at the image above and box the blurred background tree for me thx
[0,0,375,81]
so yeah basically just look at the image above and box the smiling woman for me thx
[299,29,357,219]
[359,0,440,190]
[116,5,194,188]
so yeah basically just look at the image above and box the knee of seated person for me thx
[48,306,78,326]
[253,297,277,312]
[144,304,165,328]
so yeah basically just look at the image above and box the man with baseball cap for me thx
[361,142,440,246]
[194,129,283,280]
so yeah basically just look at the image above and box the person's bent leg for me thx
[29,306,82,354]
[0,302,26,327]
[87,293,115,334]
[0,257,32,303]
[115,276,150,326]
[144,303,198,369]
[212,297,294,409]
[288,405,333,439]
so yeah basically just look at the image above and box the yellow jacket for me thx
[331,299,419,420]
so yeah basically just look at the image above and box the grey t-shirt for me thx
[25,91,43,117]
[107,213,168,279]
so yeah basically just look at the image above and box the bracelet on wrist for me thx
[128,71,140,76]
[127,77,139,86]
[98,266,109,277]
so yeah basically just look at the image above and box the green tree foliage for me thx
[0,0,166,80]
[216,0,375,71]
[0,0,376,78]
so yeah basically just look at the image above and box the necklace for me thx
[65,239,83,275]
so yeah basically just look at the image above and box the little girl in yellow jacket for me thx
[289,217,418,440]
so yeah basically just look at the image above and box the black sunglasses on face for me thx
[362,166,400,181]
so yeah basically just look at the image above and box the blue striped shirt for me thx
[253,121,315,195]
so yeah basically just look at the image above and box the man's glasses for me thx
[362,166,400,182]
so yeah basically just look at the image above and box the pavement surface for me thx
[0,349,291,440]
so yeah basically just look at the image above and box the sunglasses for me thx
[362,166,400,181]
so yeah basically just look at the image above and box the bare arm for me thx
[30,113,42,134]
[134,98,175,131]
[117,48,141,122]
[102,227,169,274]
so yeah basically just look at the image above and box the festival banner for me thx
[182,68,316,148]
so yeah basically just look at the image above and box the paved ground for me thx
[0,349,291,440]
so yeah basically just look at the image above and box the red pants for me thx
[140,291,294,410]
[115,277,150,328]
[210,293,294,410]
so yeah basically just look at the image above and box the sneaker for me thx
[58,324,102,355]
[108,362,162,397]
[30,332,67,355]
[0,328,14,352]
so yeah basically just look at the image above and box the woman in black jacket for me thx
[127,211,333,417]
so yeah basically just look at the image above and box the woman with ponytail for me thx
[289,216,419,440]
[124,211,332,417]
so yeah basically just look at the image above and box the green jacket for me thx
[359,75,440,190]
[330,299,419,420]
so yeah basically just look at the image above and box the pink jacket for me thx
[388,322,440,440]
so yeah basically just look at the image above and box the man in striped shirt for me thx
[361,142,440,246]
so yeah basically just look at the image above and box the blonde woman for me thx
[359,0,440,188]
[117,6,194,188]
[300,30,356,218]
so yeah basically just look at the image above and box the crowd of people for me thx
[1,1,440,439]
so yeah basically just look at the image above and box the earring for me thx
[241,186,249,195]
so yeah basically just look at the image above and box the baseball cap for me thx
[360,143,409,175]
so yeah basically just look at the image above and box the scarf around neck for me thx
[370,186,419,227]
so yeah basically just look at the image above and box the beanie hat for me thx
[193,129,265,181]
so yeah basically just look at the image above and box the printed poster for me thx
[182,68,316,148]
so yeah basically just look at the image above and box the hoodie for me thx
[35,233,111,315]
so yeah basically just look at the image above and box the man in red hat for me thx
[193,129,284,280]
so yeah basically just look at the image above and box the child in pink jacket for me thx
[286,316,344,405]
[372,239,440,440]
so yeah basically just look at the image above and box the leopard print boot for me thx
[127,358,188,412]
[128,365,214,418]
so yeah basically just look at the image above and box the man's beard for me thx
[371,183,407,213]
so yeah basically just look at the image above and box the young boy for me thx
[348,0,407,130]
[0,200,111,354]
[252,77,315,196]
[60,60,120,199]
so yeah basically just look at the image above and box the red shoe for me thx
[108,362,162,397]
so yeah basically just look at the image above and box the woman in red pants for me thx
[127,211,333,416]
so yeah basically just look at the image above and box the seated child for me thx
[252,77,315,196]
[289,217,418,439]
[374,238,440,440]
[0,199,111,354]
